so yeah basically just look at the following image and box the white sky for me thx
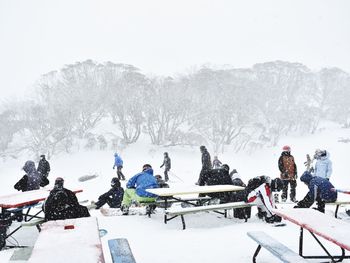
[0,0,349,99]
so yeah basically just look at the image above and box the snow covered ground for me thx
[1,124,350,262]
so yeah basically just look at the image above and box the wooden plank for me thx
[108,238,136,263]
[247,231,309,263]
[166,201,254,216]
[146,185,244,197]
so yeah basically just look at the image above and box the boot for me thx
[121,205,129,215]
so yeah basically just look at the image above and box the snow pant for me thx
[116,166,125,180]
[296,191,336,213]
[121,189,156,207]
[247,184,275,217]
[164,169,169,182]
[95,195,121,209]
[281,179,297,200]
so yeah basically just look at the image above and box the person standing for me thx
[278,145,297,202]
[197,145,212,184]
[314,149,332,180]
[160,152,171,182]
[113,152,125,180]
[37,154,51,178]
[212,155,222,169]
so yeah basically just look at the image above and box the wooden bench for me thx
[165,201,254,229]
[247,231,309,263]
[108,238,136,263]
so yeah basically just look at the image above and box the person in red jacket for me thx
[278,145,297,202]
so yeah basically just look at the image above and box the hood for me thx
[144,168,154,176]
[300,171,313,184]
[23,160,36,173]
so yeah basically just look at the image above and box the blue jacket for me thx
[300,171,337,201]
[113,154,123,167]
[126,169,159,197]
[314,151,332,179]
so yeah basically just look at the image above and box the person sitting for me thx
[294,171,337,213]
[245,176,284,223]
[155,175,169,188]
[198,164,234,204]
[92,177,124,209]
[44,177,90,221]
[121,164,159,215]
[14,160,42,192]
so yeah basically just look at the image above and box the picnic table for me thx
[0,189,83,249]
[146,185,246,229]
[273,208,350,262]
[27,217,104,263]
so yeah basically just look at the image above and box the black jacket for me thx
[44,187,90,221]
[38,159,51,176]
[96,186,124,208]
[201,150,212,171]
[160,156,171,170]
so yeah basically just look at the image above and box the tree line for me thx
[1,59,349,158]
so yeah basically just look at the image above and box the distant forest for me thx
[1,60,349,158]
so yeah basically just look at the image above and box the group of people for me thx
[11,144,338,224]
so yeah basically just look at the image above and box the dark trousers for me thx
[117,166,125,180]
[95,196,120,209]
[281,179,297,200]
[164,169,169,182]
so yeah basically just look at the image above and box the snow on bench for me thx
[165,201,254,229]
[108,238,136,263]
[247,231,309,263]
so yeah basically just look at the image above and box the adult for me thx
[92,178,124,209]
[14,160,41,192]
[113,152,125,180]
[44,177,90,221]
[245,176,284,223]
[121,164,159,215]
[155,175,169,188]
[37,154,51,178]
[160,152,171,182]
[197,145,212,184]
[294,171,337,213]
[212,155,222,169]
[278,145,297,202]
[313,149,332,180]
[198,164,233,203]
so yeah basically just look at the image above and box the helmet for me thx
[142,164,152,171]
[271,178,283,192]
[111,177,120,188]
[282,145,291,152]
[54,177,64,189]
[200,145,206,151]
[221,164,230,172]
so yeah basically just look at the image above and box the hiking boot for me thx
[121,205,129,215]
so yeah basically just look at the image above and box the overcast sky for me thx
[0,0,349,99]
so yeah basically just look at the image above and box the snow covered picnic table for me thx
[27,217,104,263]
[273,208,350,262]
[146,185,247,229]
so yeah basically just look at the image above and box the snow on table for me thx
[27,217,104,263]
[0,189,83,208]
[273,208,350,251]
[146,184,244,197]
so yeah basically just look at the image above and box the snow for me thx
[1,126,350,262]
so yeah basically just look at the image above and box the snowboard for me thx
[272,222,287,227]
[99,207,146,216]
[78,174,99,182]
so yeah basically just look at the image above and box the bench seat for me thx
[247,231,308,263]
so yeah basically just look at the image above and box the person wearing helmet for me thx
[120,164,159,215]
[313,149,332,180]
[160,152,171,182]
[278,145,298,202]
[92,178,124,209]
[44,177,90,221]
[245,176,283,223]
[294,171,337,213]
[113,152,125,180]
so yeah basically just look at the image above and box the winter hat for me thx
[111,177,120,188]
[200,145,206,151]
[54,177,64,189]
[282,145,291,152]
[142,164,152,171]
[40,154,45,158]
